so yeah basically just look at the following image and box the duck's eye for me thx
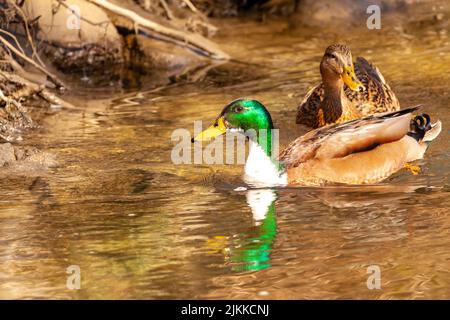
[234,106,244,113]
[327,53,337,60]
[325,53,337,60]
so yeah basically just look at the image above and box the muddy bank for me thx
[0,61,59,169]
[16,0,228,79]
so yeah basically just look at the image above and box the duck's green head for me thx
[193,99,274,142]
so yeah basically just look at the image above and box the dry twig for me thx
[182,0,199,13]
[6,0,47,68]
[0,34,66,88]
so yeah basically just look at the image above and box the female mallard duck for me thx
[296,44,400,128]
[194,99,441,186]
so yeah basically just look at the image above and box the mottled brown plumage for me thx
[296,44,400,128]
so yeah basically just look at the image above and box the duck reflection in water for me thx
[207,189,278,272]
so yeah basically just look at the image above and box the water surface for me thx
[1,12,449,299]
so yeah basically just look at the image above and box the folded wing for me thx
[281,106,419,168]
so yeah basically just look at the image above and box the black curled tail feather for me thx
[407,114,432,141]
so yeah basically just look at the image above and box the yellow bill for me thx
[342,65,365,91]
[194,117,227,142]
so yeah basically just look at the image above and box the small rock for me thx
[0,143,16,166]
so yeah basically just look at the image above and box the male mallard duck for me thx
[194,99,441,186]
[296,44,400,128]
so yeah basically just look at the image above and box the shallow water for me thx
[1,11,450,299]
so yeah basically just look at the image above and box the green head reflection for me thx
[205,189,278,272]
[231,198,277,272]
